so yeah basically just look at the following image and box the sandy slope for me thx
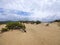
[0,23,60,45]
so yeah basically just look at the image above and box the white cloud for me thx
[0,0,60,22]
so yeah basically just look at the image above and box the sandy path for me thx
[0,23,60,45]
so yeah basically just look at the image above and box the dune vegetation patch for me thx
[0,22,26,33]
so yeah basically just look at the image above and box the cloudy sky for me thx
[0,0,60,22]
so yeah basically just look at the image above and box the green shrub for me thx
[1,28,9,33]
[6,22,19,29]
[0,22,26,33]
[6,22,26,31]
[35,21,41,24]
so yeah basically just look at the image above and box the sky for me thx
[0,0,60,22]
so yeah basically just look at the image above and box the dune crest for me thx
[0,23,60,45]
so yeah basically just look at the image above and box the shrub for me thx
[6,22,26,32]
[0,22,26,33]
[6,22,20,29]
[54,20,60,22]
[45,24,49,26]
[1,28,9,33]
[30,21,35,24]
[35,21,41,24]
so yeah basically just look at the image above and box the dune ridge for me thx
[0,23,60,45]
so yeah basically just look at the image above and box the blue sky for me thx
[0,0,60,22]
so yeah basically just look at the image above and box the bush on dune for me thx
[35,21,41,24]
[54,20,60,22]
[1,28,9,33]
[1,22,26,33]
[54,20,60,26]
[6,22,20,29]
[6,22,26,30]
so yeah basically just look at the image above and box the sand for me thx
[0,23,60,45]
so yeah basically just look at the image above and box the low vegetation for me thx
[35,21,41,24]
[53,20,60,26]
[1,22,26,33]
[54,20,60,22]
[1,28,9,33]
[20,21,41,24]
[6,22,25,29]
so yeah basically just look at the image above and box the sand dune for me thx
[0,23,60,45]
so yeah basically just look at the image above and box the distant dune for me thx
[0,22,60,45]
